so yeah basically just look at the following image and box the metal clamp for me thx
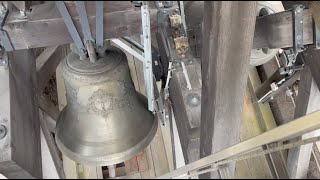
[292,4,305,54]
[0,8,13,52]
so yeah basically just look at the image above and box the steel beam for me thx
[159,110,320,179]
[3,1,158,50]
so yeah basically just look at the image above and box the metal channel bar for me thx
[122,36,144,52]
[96,1,104,49]
[158,110,320,179]
[111,39,145,63]
[55,1,85,54]
[75,1,94,42]
[179,136,320,179]
[141,3,154,112]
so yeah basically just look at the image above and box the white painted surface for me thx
[0,67,11,162]
[41,129,59,179]
[0,173,6,179]
[171,108,188,179]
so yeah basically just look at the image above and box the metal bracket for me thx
[292,4,305,54]
[0,9,13,52]
[141,3,155,112]
[279,49,304,75]
[153,77,167,125]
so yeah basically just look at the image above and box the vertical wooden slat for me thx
[287,66,320,179]
[200,1,257,178]
[9,49,42,178]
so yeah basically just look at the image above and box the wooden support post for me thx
[200,1,257,178]
[310,1,320,28]
[287,66,320,178]
[0,50,42,178]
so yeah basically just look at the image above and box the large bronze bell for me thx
[55,44,158,166]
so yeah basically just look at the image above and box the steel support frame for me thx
[159,109,320,179]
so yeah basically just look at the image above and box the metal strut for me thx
[141,2,154,112]
[75,1,97,63]
[96,1,104,50]
[55,1,86,57]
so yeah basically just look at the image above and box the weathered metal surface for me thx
[56,44,158,166]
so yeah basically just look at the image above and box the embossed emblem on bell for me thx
[55,43,158,166]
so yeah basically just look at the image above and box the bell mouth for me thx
[55,114,158,166]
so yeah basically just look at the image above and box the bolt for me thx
[0,125,7,140]
[297,35,301,40]
[165,115,169,119]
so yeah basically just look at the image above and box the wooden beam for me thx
[6,49,42,178]
[287,66,320,178]
[253,9,313,49]
[303,47,320,92]
[4,1,158,50]
[36,45,67,91]
[200,1,257,178]
[169,63,201,164]
[310,1,320,28]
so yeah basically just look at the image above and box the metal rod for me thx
[181,61,192,90]
[55,1,85,54]
[122,36,144,52]
[75,1,94,42]
[158,110,320,179]
[170,135,320,179]
[96,1,103,49]
[179,1,187,33]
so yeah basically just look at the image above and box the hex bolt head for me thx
[0,125,7,140]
